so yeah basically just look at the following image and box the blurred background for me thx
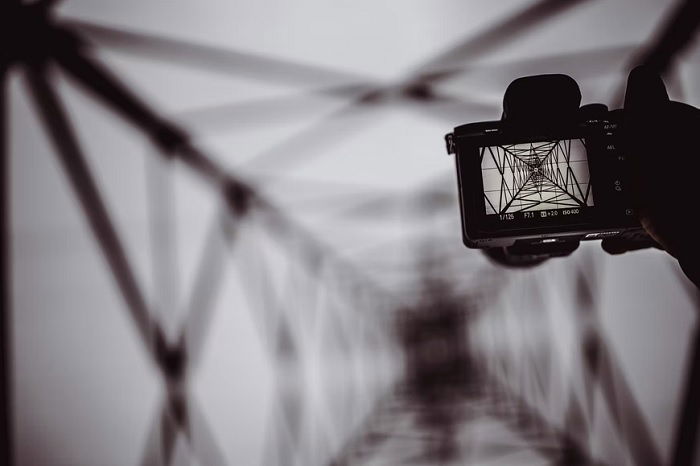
[3,0,700,464]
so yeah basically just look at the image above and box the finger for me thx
[601,237,661,255]
[642,102,700,260]
[623,65,669,113]
[601,238,638,255]
[622,66,670,212]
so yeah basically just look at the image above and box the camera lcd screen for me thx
[480,138,593,221]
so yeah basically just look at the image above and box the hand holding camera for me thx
[606,66,700,287]
[445,66,700,286]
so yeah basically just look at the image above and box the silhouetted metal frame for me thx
[3,0,700,464]
[24,61,229,466]
[15,17,399,466]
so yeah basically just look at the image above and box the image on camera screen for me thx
[480,138,593,216]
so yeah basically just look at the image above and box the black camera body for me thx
[445,104,650,253]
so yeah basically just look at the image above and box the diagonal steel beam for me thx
[51,44,190,155]
[571,255,663,466]
[64,19,377,95]
[145,152,181,340]
[633,0,700,75]
[25,61,227,466]
[187,398,228,466]
[23,62,158,362]
[410,0,593,84]
[612,0,700,105]
[138,389,228,466]
[180,209,232,369]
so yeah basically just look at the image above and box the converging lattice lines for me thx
[481,139,593,214]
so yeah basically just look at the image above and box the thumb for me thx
[622,66,670,212]
[623,65,669,115]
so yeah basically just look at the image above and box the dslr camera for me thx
[444,74,651,264]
